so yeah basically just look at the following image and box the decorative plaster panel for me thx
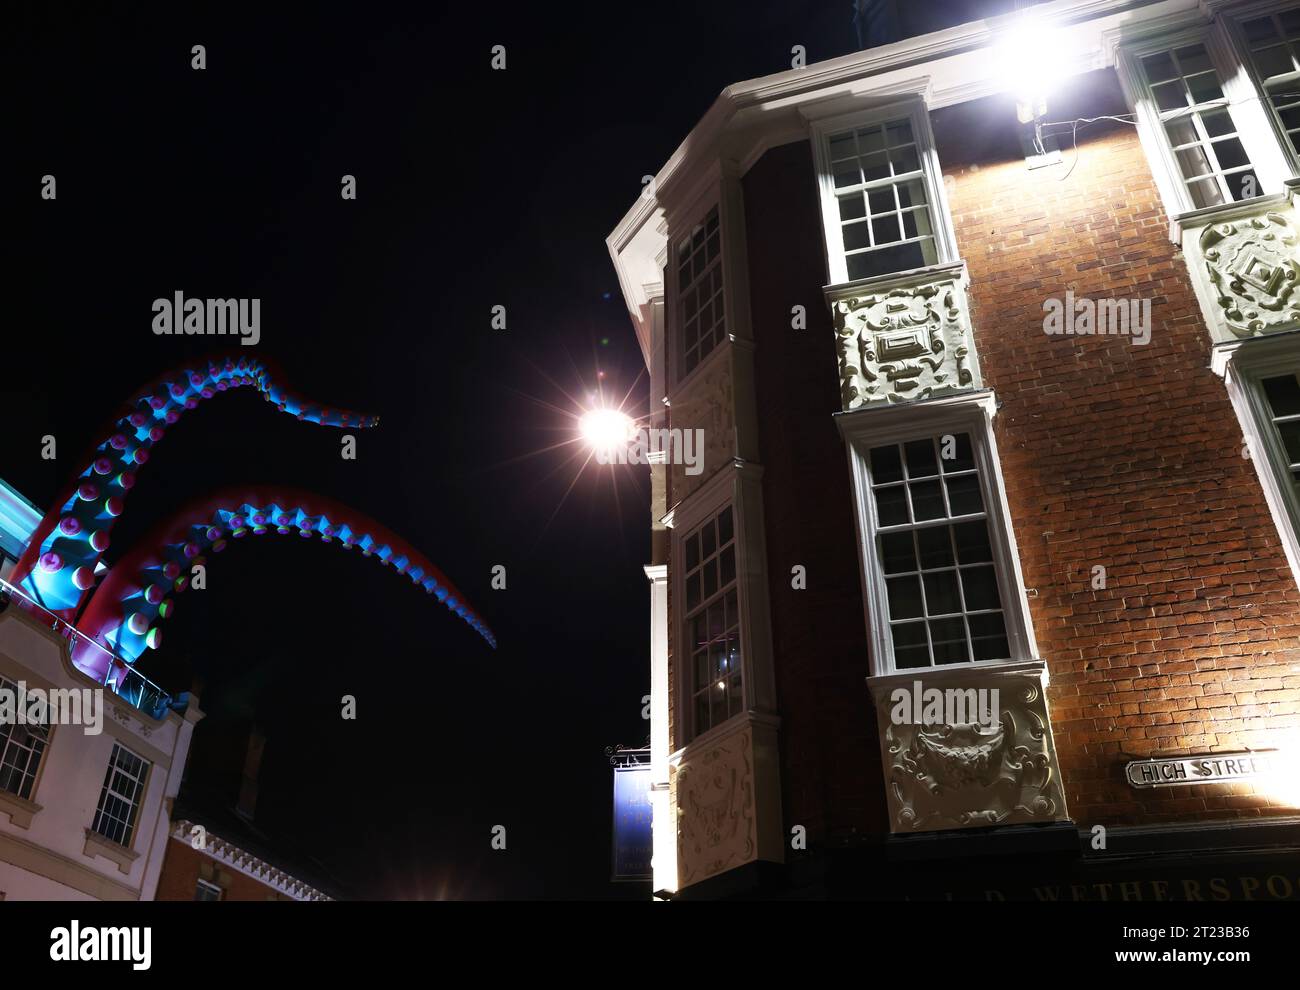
[828,264,980,411]
[669,351,735,500]
[674,722,756,886]
[867,662,1070,834]
[1185,194,1300,343]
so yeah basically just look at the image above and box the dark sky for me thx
[2,0,1007,899]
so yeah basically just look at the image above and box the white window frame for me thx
[195,878,224,901]
[678,498,743,739]
[1222,331,1300,587]
[837,391,1038,676]
[91,742,150,849]
[1223,0,1300,170]
[668,463,777,749]
[671,204,727,384]
[0,675,50,803]
[810,97,960,287]
[1116,18,1295,220]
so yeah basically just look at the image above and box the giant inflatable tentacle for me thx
[14,356,379,617]
[71,487,495,684]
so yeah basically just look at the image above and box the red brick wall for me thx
[155,836,292,901]
[739,67,1300,843]
[937,72,1300,826]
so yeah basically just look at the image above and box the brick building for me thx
[609,0,1300,899]
[155,723,340,901]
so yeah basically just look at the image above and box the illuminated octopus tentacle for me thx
[71,487,496,684]
[13,356,379,617]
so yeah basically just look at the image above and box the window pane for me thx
[891,623,930,669]
[847,240,928,280]
[1176,144,1214,178]
[867,187,896,215]
[969,612,1011,662]
[1243,17,1279,45]
[1277,420,1300,463]
[909,480,946,521]
[881,531,916,574]
[1201,109,1235,139]
[902,208,932,239]
[829,132,857,161]
[1142,51,1177,83]
[870,444,904,483]
[857,127,886,155]
[1263,374,1300,417]
[1212,137,1249,171]
[923,570,962,616]
[954,521,994,563]
[875,485,910,526]
[904,438,939,478]
[887,575,924,619]
[833,160,861,188]
[1186,72,1224,104]
[940,432,974,472]
[839,193,867,221]
[892,146,920,174]
[872,213,902,245]
[1228,170,1260,202]
[946,474,984,515]
[897,179,927,210]
[885,120,913,147]
[961,565,1003,611]
[1187,175,1226,209]
[1175,45,1212,76]
[916,526,954,568]
[1255,44,1293,78]
[930,618,969,665]
[1152,80,1186,112]
[861,152,891,182]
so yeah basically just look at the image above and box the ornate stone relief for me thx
[1195,208,1300,341]
[669,353,734,501]
[830,268,980,410]
[868,665,1069,834]
[675,722,756,886]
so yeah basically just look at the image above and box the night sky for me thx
[3,0,1012,899]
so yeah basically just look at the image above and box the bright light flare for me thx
[579,407,636,457]
[994,15,1067,118]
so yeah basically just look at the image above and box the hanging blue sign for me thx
[612,764,654,881]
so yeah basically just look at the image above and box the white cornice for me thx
[170,819,332,902]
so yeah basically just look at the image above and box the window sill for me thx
[866,657,1049,694]
[668,709,781,767]
[822,258,967,308]
[83,827,140,875]
[1168,189,1290,243]
[0,789,42,829]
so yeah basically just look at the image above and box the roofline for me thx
[605,0,1210,368]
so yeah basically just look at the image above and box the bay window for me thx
[839,392,1037,675]
[681,502,742,738]
[675,206,726,380]
[1239,8,1300,157]
[811,99,958,286]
